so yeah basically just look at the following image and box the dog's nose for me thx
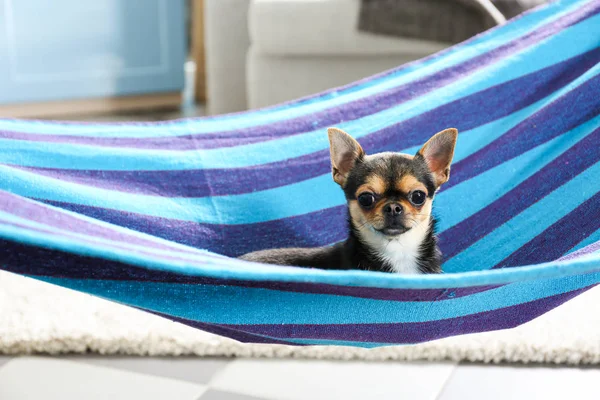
[383,203,403,216]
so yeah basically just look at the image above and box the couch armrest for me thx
[204,0,251,115]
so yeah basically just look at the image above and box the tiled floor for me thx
[0,356,599,400]
[209,359,456,400]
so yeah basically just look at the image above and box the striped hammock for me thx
[1,0,600,347]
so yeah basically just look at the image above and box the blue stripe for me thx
[444,161,600,272]
[0,0,584,137]
[35,271,600,324]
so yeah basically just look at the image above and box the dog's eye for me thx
[358,193,375,208]
[410,190,427,206]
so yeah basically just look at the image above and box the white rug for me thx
[2,271,600,364]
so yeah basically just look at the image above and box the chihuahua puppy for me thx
[240,127,458,274]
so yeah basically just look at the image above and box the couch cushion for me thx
[249,0,450,56]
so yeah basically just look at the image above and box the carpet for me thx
[2,271,599,364]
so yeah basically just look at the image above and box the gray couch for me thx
[204,0,452,115]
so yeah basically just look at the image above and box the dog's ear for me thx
[417,128,458,187]
[327,128,365,186]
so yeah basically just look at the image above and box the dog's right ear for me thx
[417,128,458,187]
[327,128,365,187]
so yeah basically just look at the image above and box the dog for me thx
[240,127,458,274]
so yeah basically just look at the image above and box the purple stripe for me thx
[14,45,600,198]
[205,287,595,344]
[562,240,600,261]
[0,218,215,264]
[439,126,600,260]
[1,238,234,284]
[145,310,299,345]
[445,74,600,191]
[4,4,598,150]
[0,190,204,256]
[0,237,498,302]
[39,200,347,256]
[494,191,600,269]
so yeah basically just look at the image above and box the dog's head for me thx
[328,127,458,237]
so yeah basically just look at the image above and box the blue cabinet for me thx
[0,0,186,104]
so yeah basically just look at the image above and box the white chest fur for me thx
[359,221,430,274]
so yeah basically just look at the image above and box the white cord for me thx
[467,0,507,25]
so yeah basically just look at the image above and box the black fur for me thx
[239,154,442,274]
[239,211,441,273]
[239,128,457,274]
[413,218,442,274]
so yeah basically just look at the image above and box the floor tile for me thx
[66,355,229,384]
[438,364,600,400]
[200,389,266,400]
[0,356,206,400]
[0,356,12,368]
[210,359,456,400]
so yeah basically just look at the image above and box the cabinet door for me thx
[0,0,186,104]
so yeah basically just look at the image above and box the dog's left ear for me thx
[417,128,458,187]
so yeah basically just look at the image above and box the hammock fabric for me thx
[1,0,600,347]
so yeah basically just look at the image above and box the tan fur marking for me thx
[367,201,387,229]
[420,201,433,223]
[355,175,387,197]
[349,201,368,227]
[350,199,386,230]
[396,175,427,195]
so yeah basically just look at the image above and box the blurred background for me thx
[0,0,539,121]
